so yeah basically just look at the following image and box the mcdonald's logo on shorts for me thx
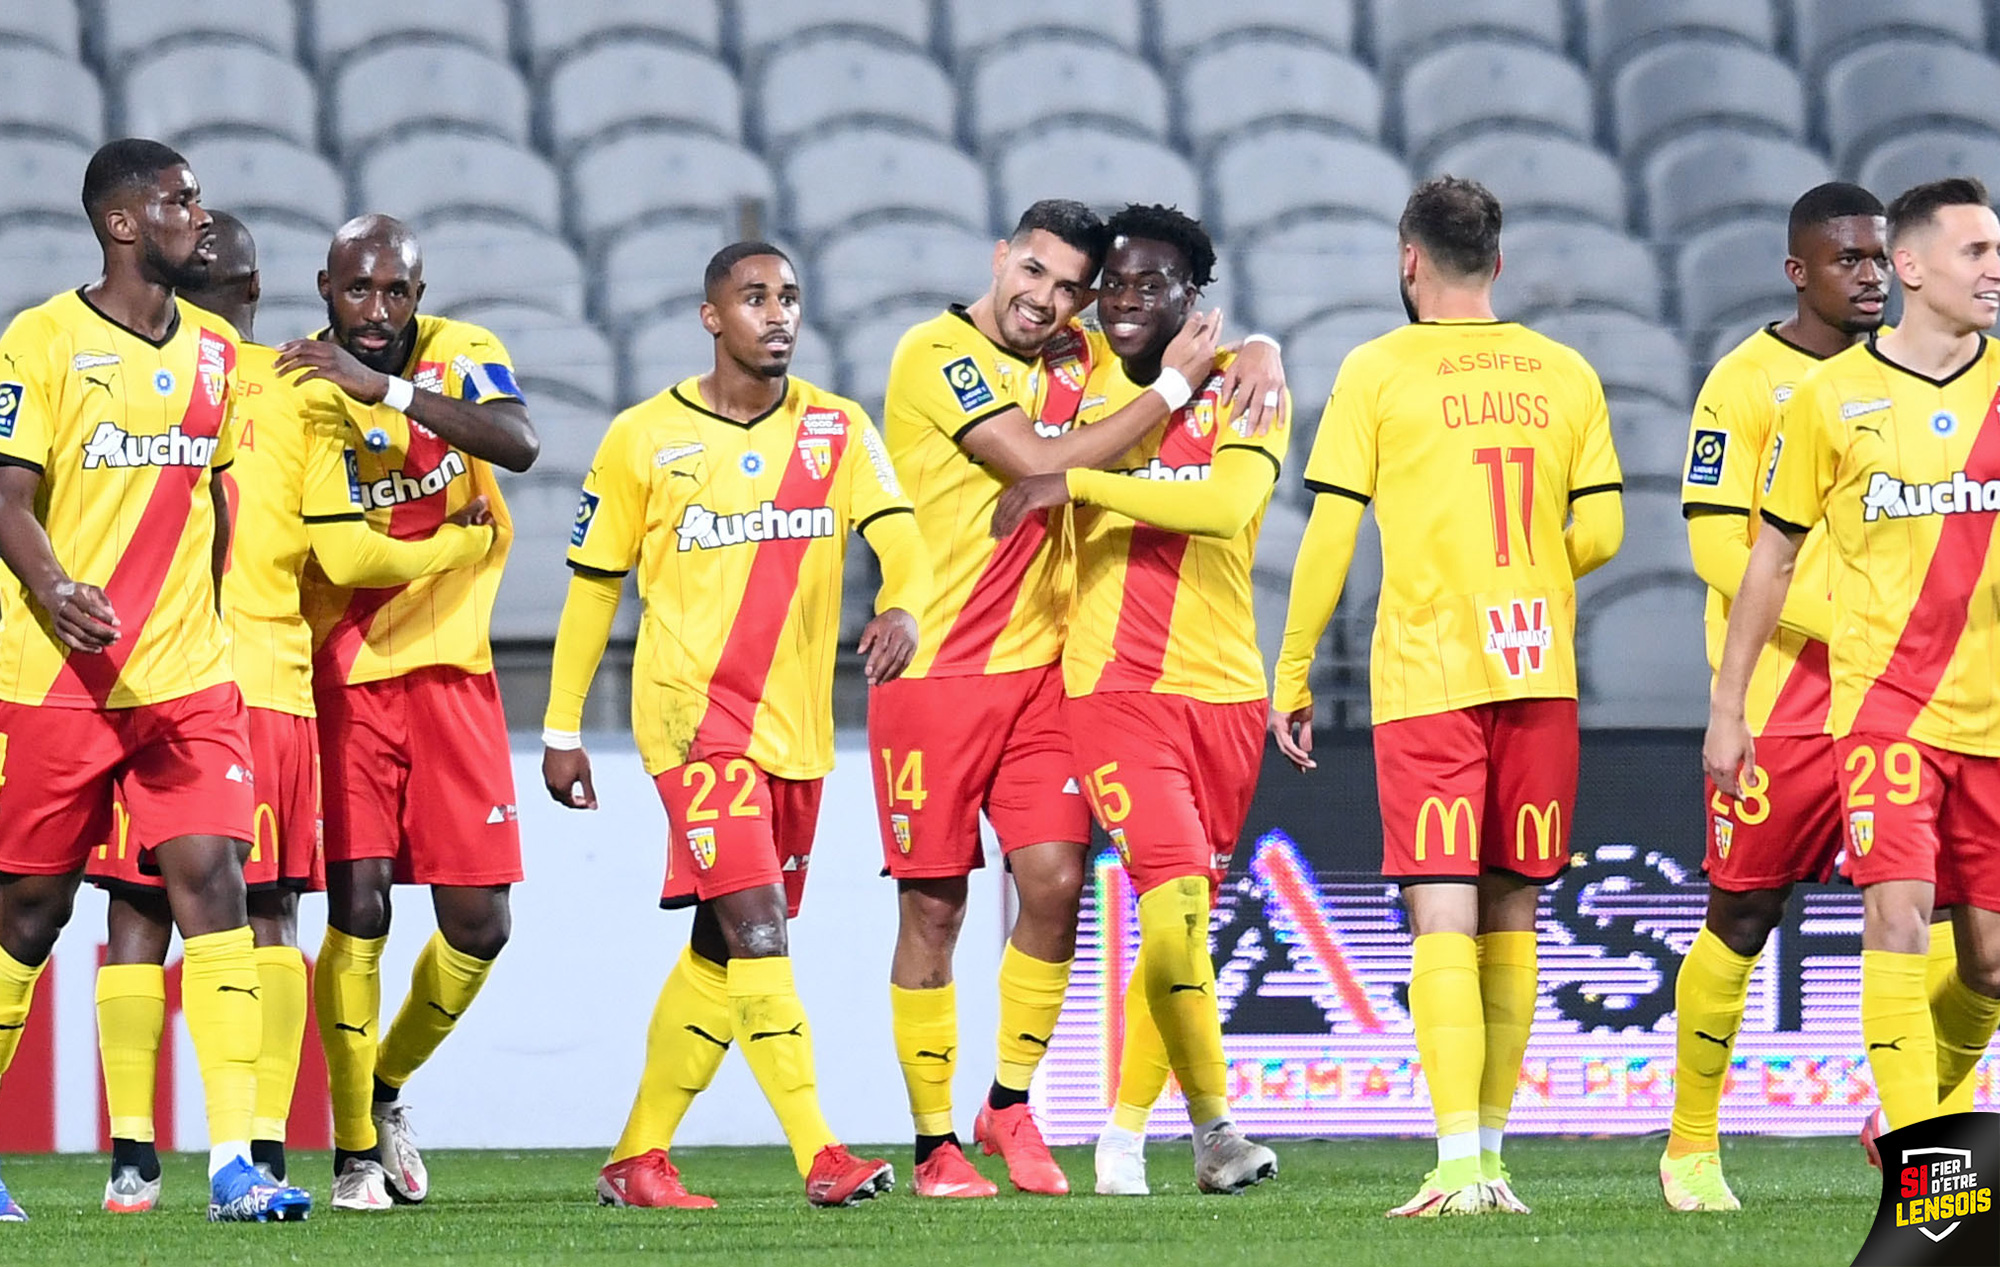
[1515,801,1562,862]
[1415,796,1477,863]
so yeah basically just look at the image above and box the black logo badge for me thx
[1852,1112,2000,1266]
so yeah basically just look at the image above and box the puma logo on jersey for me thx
[1861,469,2000,522]
[81,421,219,469]
[675,501,837,551]
[348,448,469,511]
[1120,456,1212,482]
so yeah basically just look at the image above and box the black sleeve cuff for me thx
[1760,509,1811,537]
[1681,502,1750,520]
[856,505,915,535]
[568,561,629,579]
[951,404,1015,446]
[1303,477,1369,505]
[302,511,367,525]
[0,454,47,476]
[1569,481,1622,502]
[1218,443,1282,481]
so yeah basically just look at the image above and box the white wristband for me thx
[541,728,582,751]
[1243,332,1282,355]
[380,375,415,413]
[1151,366,1193,412]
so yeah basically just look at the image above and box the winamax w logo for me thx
[1484,599,1552,676]
[676,501,837,551]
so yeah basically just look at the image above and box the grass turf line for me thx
[0,1136,1869,1266]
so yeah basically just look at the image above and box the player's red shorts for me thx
[1373,697,1578,884]
[317,665,522,887]
[1067,692,1265,895]
[655,757,824,918]
[86,706,325,894]
[1837,733,2000,910]
[0,682,253,877]
[868,663,1090,879]
[1703,732,1842,891]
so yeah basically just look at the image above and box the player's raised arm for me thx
[847,420,930,686]
[274,215,538,472]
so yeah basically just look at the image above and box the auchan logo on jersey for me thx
[1861,470,2000,521]
[349,449,468,511]
[1121,457,1212,482]
[1484,599,1553,677]
[80,421,219,469]
[676,501,837,551]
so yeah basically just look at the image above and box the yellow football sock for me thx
[890,981,957,1136]
[1932,968,2000,1112]
[96,963,166,1142]
[995,943,1072,1092]
[1112,967,1171,1133]
[251,946,308,1142]
[1410,931,1484,1186]
[1667,926,1758,1157]
[1476,931,1537,1142]
[1930,923,1982,1114]
[376,932,495,1090]
[1863,949,1937,1131]
[612,947,732,1162]
[729,956,837,1176]
[1138,877,1229,1125]
[316,926,385,1152]
[0,944,44,1079]
[179,926,262,1149]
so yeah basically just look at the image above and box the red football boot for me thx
[912,1141,998,1198]
[1861,1107,1887,1171]
[974,1102,1070,1195]
[805,1145,894,1207]
[597,1150,716,1209]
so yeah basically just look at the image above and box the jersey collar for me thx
[949,303,1038,367]
[1865,330,1990,388]
[75,287,180,348]
[670,378,792,429]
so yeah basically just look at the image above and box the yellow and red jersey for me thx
[0,289,239,708]
[301,315,518,687]
[1303,320,1623,724]
[1065,347,1289,703]
[1763,334,2000,755]
[882,306,1095,678]
[1682,325,1835,737]
[567,375,910,780]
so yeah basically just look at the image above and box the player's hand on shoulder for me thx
[858,608,918,686]
[1164,308,1221,387]
[42,578,119,653]
[1219,333,1287,437]
[1701,713,1755,801]
[1270,702,1316,773]
[542,745,597,810]
[991,473,1071,539]
[274,338,390,405]
[449,494,493,529]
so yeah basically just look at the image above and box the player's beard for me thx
[142,234,211,292]
[334,307,417,374]
[1398,274,1419,324]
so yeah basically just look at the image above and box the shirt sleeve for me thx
[0,312,56,473]
[1217,386,1293,476]
[886,328,1014,445]
[1300,347,1378,502]
[208,347,241,471]
[1760,372,1840,536]
[1567,358,1623,497]
[444,325,526,404]
[1681,356,1765,514]
[299,411,367,522]
[566,414,647,575]
[845,413,915,532]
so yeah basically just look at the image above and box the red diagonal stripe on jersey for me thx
[314,424,454,681]
[932,510,1049,672]
[1761,637,1831,732]
[1094,386,1222,692]
[1851,391,2000,736]
[691,425,850,758]
[49,330,233,704]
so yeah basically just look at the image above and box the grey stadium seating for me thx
[1611,41,1805,163]
[1535,310,1690,406]
[1209,129,1406,235]
[1674,218,1794,340]
[305,0,510,69]
[1235,219,1401,333]
[0,138,95,223]
[1490,220,1663,322]
[1579,578,1710,727]
[1398,42,1591,168]
[0,0,78,57]
[180,137,343,230]
[968,38,1169,148]
[1608,398,1694,482]
[416,219,587,321]
[1425,131,1627,227]
[564,130,773,246]
[241,217,333,309]
[781,129,987,241]
[448,300,616,412]
[811,221,993,325]
[754,37,953,149]
[1280,306,1406,457]
[1821,42,2000,175]
[624,313,838,413]
[544,42,742,152]
[943,0,1143,59]
[120,44,317,148]
[591,215,735,325]
[0,222,98,319]
[994,126,1201,227]
[1154,0,1356,61]
[331,45,531,160]
[836,299,950,414]
[1371,0,1565,70]
[736,0,933,56]
[1642,131,1832,238]
[95,0,295,67]
[0,46,100,147]
[518,0,720,71]
[1860,130,2000,204]
[358,132,565,235]
[1179,43,1381,153]
[1793,0,1987,76]
[1584,0,1776,70]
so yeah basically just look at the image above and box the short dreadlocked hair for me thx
[1105,203,1216,290]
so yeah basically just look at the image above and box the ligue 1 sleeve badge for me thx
[1852,1112,2000,1266]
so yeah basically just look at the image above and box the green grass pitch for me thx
[0,1137,1870,1265]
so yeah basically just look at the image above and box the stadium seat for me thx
[97,0,296,67]
[1608,396,1695,482]
[1595,486,1689,580]
[545,41,741,151]
[1209,129,1406,236]
[490,478,603,640]
[331,45,531,159]
[812,222,993,325]
[592,215,734,324]
[565,130,774,246]
[1642,132,1832,238]
[120,44,316,148]
[518,0,722,70]
[180,137,342,232]
[994,126,1201,226]
[1155,0,1355,62]
[1578,578,1709,727]
[1180,42,1380,152]
[1794,0,1985,75]
[1822,42,2000,175]
[1397,42,1590,167]
[836,300,946,411]
[943,0,1142,59]
[755,37,952,149]
[0,46,99,147]
[1424,131,1627,228]
[307,0,510,69]
[357,133,565,236]
[0,222,96,320]
[240,217,332,307]
[1490,220,1664,322]
[0,137,95,223]
[1235,219,1400,333]
[447,306,615,410]
[1281,306,1406,440]
[0,0,77,57]
[415,219,587,321]
[1611,42,1804,161]
[1536,310,1691,405]
[968,38,1168,147]
[1584,0,1776,70]
[1674,219,1793,343]
[1371,0,1564,69]
[624,314,838,408]
[1859,130,2000,205]
[736,0,933,57]
[253,297,325,344]
[781,129,986,241]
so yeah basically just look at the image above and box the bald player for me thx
[279,214,535,1211]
